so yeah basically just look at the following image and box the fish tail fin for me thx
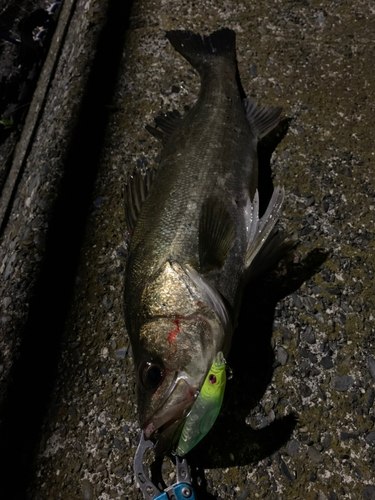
[166,29,236,75]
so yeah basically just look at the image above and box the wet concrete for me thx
[1,0,375,499]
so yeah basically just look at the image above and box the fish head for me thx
[133,261,231,453]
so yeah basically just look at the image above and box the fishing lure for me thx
[176,351,227,456]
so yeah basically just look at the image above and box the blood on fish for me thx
[167,319,180,343]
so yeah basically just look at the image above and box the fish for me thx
[124,28,291,455]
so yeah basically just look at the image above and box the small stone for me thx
[365,432,375,446]
[279,459,293,482]
[322,201,329,213]
[317,11,325,25]
[1,316,11,324]
[81,479,94,500]
[321,356,333,369]
[113,438,123,450]
[103,296,113,309]
[285,439,299,457]
[322,434,331,449]
[302,327,315,344]
[300,383,312,397]
[328,493,338,500]
[249,64,257,77]
[367,356,375,381]
[98,411,107,424]
[292,293,302,308]
[114,466,123,477]
[282,328,291,341]
[277,346,288,365]
[362,485,375,500]
[124,474,133,484]
[309,473,317,482]
[115,347,128,359]
[305,196,315,206]
[3,297,12,308]
[237,490,249,500]
[333,374,354,392]
[308,445,324,464]
[366,388,374,408]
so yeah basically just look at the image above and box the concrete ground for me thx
[1,0,375,499]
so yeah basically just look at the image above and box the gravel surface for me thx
[2,0,375,498]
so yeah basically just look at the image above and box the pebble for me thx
[237,490,249,500]
[285,439,299,457]
[103,296,113,309]
[124,474,133,484]
[333,374,354,392]
[115,347,128,359]
[81,479,94,500]
[279,459,293,482]
[249,64,257,77]
[277,346,288,365]
[3,296,12,308]
[308,445,324,464]
[362,485,375,500]
[366,388,374,408]
[1,316,11,323]
[292,293,302,308]
[321,356,333,369]
[328,493,338,500]
[302,326,315,344]
[367,356,375,381]
[365,432,375,446]
[114,466,123,477]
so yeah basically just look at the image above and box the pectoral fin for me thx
[198,197,235,273]
[124,168,156,231]
[245,186,289,272]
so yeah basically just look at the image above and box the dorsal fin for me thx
[145,109,182,145]
[198,197,235,273]
[124,168,156,232]
[244,98,282,139]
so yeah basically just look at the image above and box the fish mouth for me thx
[143,377,196,453]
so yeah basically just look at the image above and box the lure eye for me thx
[140,361,165,390]
[209,374,216,384]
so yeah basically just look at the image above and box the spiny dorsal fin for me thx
[145,109,182,145]
[244,98,282,139]
[245,186,285,269]
[199,197,235,273]
[124,168,156,232]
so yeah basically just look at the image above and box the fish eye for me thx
[140,361,165,390]
[209,374,216,384]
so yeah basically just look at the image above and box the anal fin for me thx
[124,168,156,232]
[199,198,235,273]
[146,109,182,145]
